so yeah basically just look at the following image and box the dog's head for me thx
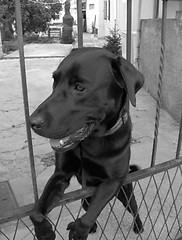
[29,47,144,152]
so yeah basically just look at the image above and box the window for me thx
[104,0,110,20]
[108,0,110,20]
[89,4,94,10]
[104,1,107,20]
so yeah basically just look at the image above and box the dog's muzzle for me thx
[49,122,97,152]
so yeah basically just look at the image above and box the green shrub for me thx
[103,24,122,56]
[2,39,18,53]
[62,25,73,44]
[2,35,56,54]
[23,33,39,43]
[23,33,56,44]
[2,29,13,41]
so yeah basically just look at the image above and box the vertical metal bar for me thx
[154,0,160,19]
[126,0,132,62]
[0,24,3,59]
[15,0,38,202]
[77,0,83,47]
[176,112,182,159]
[151,0,168,167]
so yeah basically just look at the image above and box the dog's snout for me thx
[29,115,45,131]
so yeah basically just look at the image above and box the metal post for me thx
[14,0,38,202]
[77,0,83,47]
[176,112,182,159]
[127,0,132,62]
[0,23,3,59]
[154,0,160,19]
[151,0,168,167]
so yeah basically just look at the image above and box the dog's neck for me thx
[103,93,129,136]
[91,93,129,138]
[104,109,128,136]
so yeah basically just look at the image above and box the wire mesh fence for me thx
[1,158,182,240]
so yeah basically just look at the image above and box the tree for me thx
[0,0,15,40]
[0,0,62,39]
[103,24,122,56]
[61,0,74,44]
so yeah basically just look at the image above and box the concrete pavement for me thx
[0,33,181,239]
[3,43,72,59]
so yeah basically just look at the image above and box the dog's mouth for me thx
[49,122,97,152]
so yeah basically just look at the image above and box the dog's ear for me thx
[112,56,144,107]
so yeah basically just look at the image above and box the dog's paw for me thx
[89,222,97,233]
[67,219,90,240]
[35,229,56,240]
[30,213,56,240]
[133,220,144,234]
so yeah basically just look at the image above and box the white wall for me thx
[167,1,181,18]
[97,0,105,37]
[115,0,156,33]
[98,0,156,38]
[96,0,182,35]
[116,0,126,32]
[86,0,98,33]
[86,0,182,62]
[97,0,117,38]
[103,0,116,36]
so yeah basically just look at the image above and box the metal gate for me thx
[0,0,182,239]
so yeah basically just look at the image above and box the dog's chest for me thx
[73,140,129,185]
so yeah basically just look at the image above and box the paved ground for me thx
[0,33,181,239]
[3,43,72,59]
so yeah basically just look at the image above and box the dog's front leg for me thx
[67,178,123,240]
[30,170,72,240]
[30,151,76,240]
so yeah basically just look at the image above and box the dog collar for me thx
[104,111,128,136]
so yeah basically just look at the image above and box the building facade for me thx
[84,0,182,62]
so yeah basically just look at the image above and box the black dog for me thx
[29,47,144,240]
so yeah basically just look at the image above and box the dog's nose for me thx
[29,115,45,131]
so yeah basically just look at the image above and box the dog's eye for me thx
[74,83,85,92]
